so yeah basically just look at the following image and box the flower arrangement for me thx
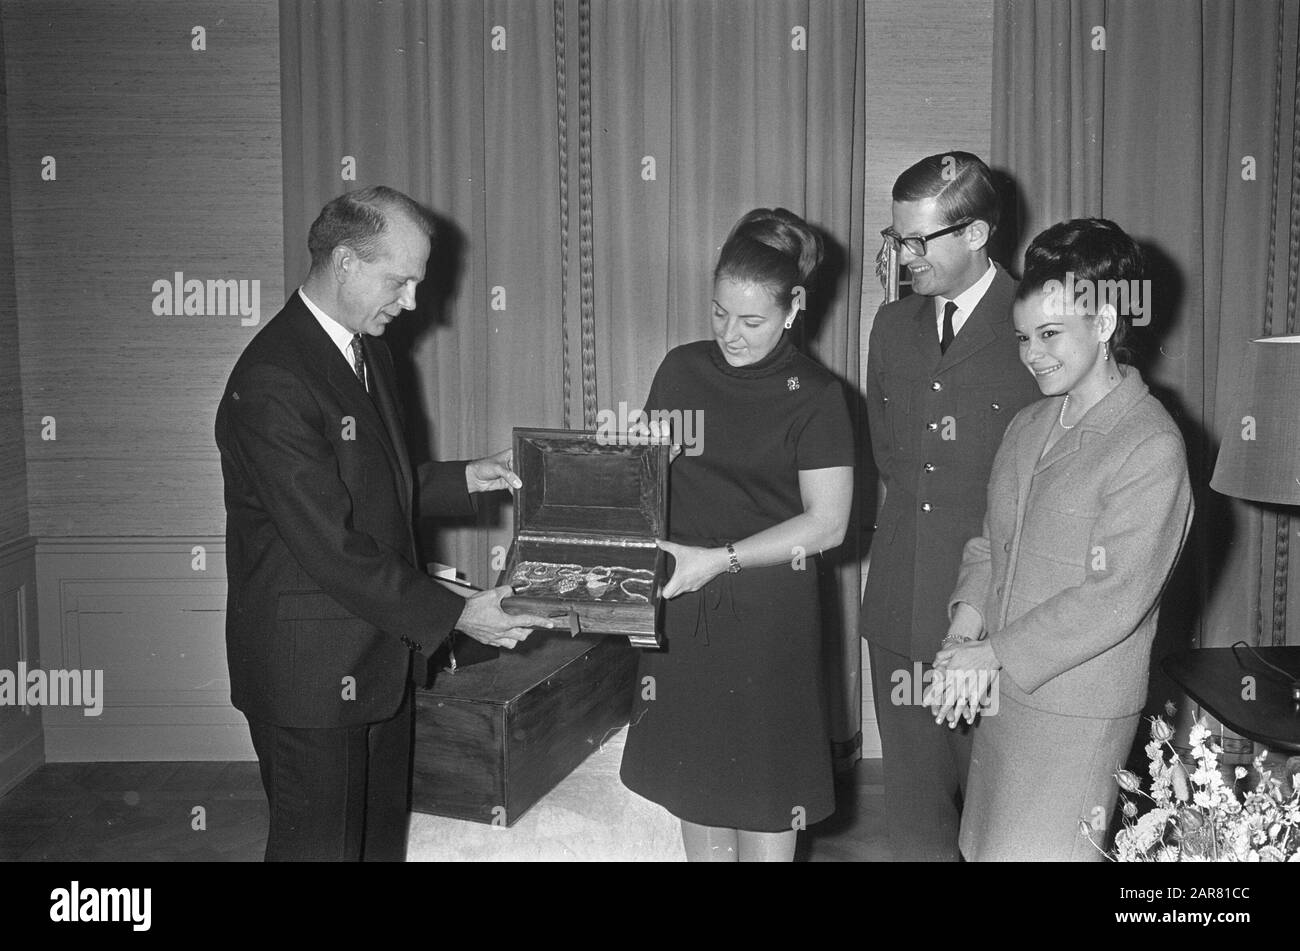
[1100,703,1299,862]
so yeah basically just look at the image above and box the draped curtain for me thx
[280,0,868,756]
[992,2,1300,664]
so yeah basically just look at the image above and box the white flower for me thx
[1235,766,1248,780]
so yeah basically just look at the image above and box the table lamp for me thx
[1210,334,1300,705]
[1211,335,1300,508]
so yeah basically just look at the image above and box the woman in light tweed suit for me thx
[930,219,1194,861]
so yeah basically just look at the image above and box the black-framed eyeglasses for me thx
[880,220,974,257]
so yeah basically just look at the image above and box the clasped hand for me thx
[454,584,555,650]
[927,639,1001,729]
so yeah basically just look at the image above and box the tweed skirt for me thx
[959,691,1140,861]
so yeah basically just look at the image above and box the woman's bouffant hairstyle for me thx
[892,151,1001,236]
[1015,217,1146,364]
[714,208,824,311]
[307,186,433,272]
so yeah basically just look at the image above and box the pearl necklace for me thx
[1058,395,1076,430]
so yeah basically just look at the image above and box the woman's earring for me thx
[1102,341,1110,362]
[784,318,794,330]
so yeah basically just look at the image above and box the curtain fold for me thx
[588,0,867,759]
[280,0,868,755]
[992,0,1300,659]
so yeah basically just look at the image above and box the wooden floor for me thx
[0,758,889,862]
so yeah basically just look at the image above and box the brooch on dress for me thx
[787,376,800,391]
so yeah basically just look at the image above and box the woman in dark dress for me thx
[619,208,854,862]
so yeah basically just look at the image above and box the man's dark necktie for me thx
[349,334,368,392]
[940,300,957,355]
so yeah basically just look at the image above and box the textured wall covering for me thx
[4,1,283,537]
[0,10,27,546]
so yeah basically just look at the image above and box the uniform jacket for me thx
[215,292,474,728]
[860,265,1042,660]
[948,367,1194,718]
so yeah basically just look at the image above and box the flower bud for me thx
[1170,760,1192,802]
[1150,717,1174,742]
[1115,769,1143,794]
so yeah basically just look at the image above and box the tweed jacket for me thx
[948,367,1194,718]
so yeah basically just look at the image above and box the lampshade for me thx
[1210,335,1300,505]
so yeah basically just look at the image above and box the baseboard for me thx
[43,722,254,762]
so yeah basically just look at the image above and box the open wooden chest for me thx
[500,427,669,648]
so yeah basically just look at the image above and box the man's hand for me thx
[466,449,522,494]
[455,584,554,649]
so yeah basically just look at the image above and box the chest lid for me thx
[513,427,669,542]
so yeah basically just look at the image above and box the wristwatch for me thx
[725,543,741,573]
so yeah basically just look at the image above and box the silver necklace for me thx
[1058,395,1076,430]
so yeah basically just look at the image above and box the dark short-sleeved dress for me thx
[619,336,855,832]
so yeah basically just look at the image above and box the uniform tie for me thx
[940,300,957,354]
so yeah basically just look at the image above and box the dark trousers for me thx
[247,682,414,862]
[868,641,973,862]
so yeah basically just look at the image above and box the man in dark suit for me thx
[860,153,1040,861]
[215,186,554,861]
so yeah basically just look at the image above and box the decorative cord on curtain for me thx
[992,0,1300,656]
[279,0,868,755]
[1261,0,1300,646]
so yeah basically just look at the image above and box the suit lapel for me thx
[907,294,942,364]
[1014,401,1056,535]
[285,300,408,501]
[1035,408,1086,474]
[1034,368,1149,475]
[936,266,1014,373]
[361,336,415,520]
[905,265,1015,372]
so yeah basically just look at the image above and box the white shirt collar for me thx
[950,261,997,315]
[935,261,998,338]
[298,287,357,364]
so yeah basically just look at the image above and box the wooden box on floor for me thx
[412,633,637,826]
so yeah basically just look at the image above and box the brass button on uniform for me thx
[931,380,942,391]
[1004,542,1012,552]
[921,502,933,513]
[926,421,938,431]
[991,402,1001,411]
[923,463,935,472]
